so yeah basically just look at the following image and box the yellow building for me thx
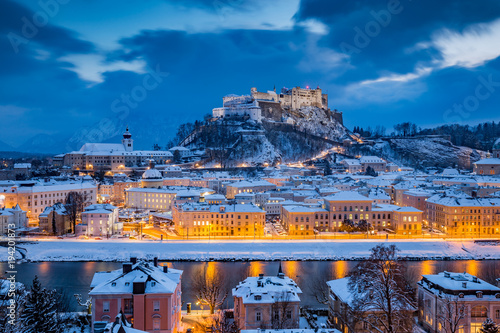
[392,206,423,235]
[426,194,500,236]
[281,205,328,235]
[172,203,265,237]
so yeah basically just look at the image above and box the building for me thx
[341,159,363,173]
[281,205,329,235]
[81,203,121,237]
[172,203,265,237]
[38,202,70,235]
[0,204,27,235]
[212,95,262,122]
[251,86,328,110]
[401,189,433,215]
[323,191,373,232]
[141,164,164,189]
[232,267,302,330]
[367,188,391,205]
[359,156,387,173]
[0,181,97,226]
[226,180,276,199]
[89,258,182,333]
[392,206,423,235]
[62,128,172,172]
[474,157,500,175]
[417,271,500,333]
[327,277,414,333]
[264,197,285,215]
[426,194,500,236]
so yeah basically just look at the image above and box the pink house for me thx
[232,266,302,330]
[89,258,182,333]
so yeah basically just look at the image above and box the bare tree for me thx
[307,269,333,305]
[64,192,86,234]
[348,244,416,333]
[208,310,239,333]
[436,295,467,333]
[270,291,296,329]
[192,266,228,314]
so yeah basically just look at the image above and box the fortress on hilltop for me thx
[212,86,342,124]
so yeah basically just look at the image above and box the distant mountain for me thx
[17,134,68,155]
[0,139,14,151]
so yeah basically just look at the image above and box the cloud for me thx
[58,54,146,84]
[426,18,500,69]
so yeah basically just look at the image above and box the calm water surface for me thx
[1,260,499,311]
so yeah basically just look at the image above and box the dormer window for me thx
[254,295,262,300]
[111,282,116,287]
[152,282,156,287]
[459,293,464,298]
[125,282,130,286]
[477,292,483,298]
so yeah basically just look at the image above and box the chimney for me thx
[163,265,169,273]
[130,257,137,264]
[496,278,500,288]
[472,276,478,283]
[123,263,132,274]
[154,257,158,267]
[259,274,264,279]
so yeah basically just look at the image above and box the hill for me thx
[350,136,486,169]
[180,106,350,166]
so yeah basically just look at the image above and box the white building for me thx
[81,203,121,237]
[62,128,173,171]
[168,146,190,158]
[418,271,500,333]
[212,94,262,122]
[0,181,97,226]
[0,204,27,234]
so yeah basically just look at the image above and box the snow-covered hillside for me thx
[352,137,486,169]
[188,106,350,165]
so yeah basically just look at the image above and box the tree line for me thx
[354,121,500,151]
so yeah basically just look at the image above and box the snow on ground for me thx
[3,239,500,262]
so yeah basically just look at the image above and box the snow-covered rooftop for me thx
[323,191,371,202]
[89,261,182,295]
[232,274,302,304]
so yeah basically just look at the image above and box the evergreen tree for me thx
[481,318,499,333]
[20,276,65,333]
[173,149,182,164]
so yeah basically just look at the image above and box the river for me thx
[1,260,499,311]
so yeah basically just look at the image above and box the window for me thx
[103,301,110,312]
[256,312,261,322]
[124,299,133,313]
[153,301,160,311]
[286,310,292,319]
[496,309,500,319]
[471,306,488,318]
[153,318,161,331]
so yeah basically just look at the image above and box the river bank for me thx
[2,238,500,262]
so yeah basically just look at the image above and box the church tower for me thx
[122,127,133,152]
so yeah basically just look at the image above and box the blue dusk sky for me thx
[1,0,500,152]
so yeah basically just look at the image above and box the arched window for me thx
[471,306,488,318]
